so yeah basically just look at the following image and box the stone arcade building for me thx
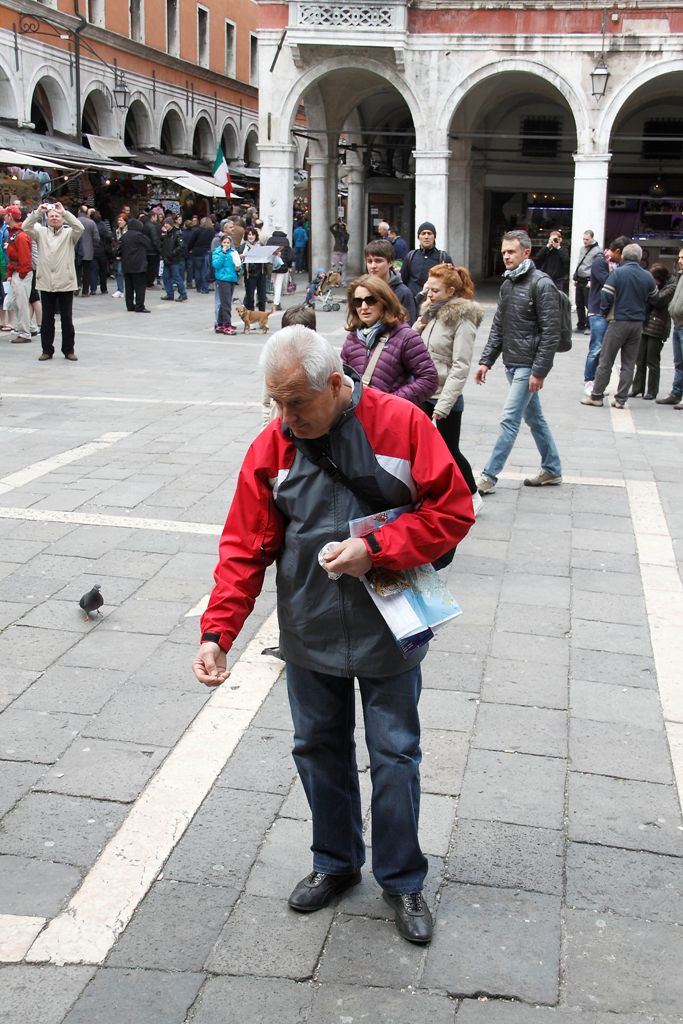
[255,0,683,282]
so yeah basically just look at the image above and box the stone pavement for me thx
[0,282,682,1023]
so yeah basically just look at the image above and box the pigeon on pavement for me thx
[79,584,104,620]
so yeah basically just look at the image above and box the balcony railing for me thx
[289,1,408,34]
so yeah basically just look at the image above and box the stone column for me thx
[412,149,451,247]
[570,152,611,300]
[346,164,365,278]
[258,143,297,238]
[449,159,471,266]
[308,156,333,273]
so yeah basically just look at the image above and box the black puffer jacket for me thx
[479,264,560,379]
[643,278,675,340]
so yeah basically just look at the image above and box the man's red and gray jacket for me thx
[201,372,475,677]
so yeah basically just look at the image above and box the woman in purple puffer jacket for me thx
[341,275,437,404]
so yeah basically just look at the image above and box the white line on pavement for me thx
[25,608,282,966]
[1,392,260,408]
[640,429,683,438]
[626,479,683,815]
[609,404,636,433]
[0,915,46,963]
[0,507,221,535]
[0,432,130,496]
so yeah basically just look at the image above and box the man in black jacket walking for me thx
[159,218,188,302]
[474,230,562,494]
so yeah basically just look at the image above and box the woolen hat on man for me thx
[417,221,436,236]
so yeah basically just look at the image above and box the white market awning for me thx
[84,135,133,160]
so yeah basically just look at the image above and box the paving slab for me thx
[61,967,205,1024]
[456,1000,683,1022]
[12,665,127,715]
[495,602,570,638]
[0,708,88,763]
[106,879,237,971]
[570,648,656,689]
[569,718,672,784]
[420,728,470,796]
[566,843,683,924]
[0,854,82,917]
[34,737,168,801]
[213,725,297,796]
[0,760,45,816]
[499,572,571,609]
[448,820,564,896]
[568,773,683,855]
[481,657,568,709]
[564,908,683,1015]
[571,618,652,658]
[569,679,665,727]
[0,965,96,1024]
[309,982,457,1024]
[473,703,567,758]
[81,681,208,746]
[316,912,425,989]
[206,893,332,979]
[57,628,163,673]
[421,883,561,1003]
[420,649,485,692]
[457,749,566,829]
[163,787,282,889]
[419,688,479,731]
[0,791,128,867]
[489,631,569,666]
[188,975,315,1024]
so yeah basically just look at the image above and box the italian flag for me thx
[212,146,232,198]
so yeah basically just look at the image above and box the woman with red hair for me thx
[414,263,483,507]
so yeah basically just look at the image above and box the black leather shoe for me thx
[643,393,656,401]
[288,870,361,912]
[656,394,681,405]
[383,891,434,944]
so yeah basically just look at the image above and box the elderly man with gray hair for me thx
[192,325,474,945]
[581,242,658,409]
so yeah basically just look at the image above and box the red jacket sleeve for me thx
[200,434,286,654]
[357,396,475,569]
[9,231,32,278]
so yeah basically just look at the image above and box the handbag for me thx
[286,271,297,294]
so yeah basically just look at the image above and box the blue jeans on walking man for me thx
[483,366,562,484]
[286,662,428,895]
[163,261,188,300]
[584,314,608,384]
[671,326,683,399]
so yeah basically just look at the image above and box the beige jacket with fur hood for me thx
[414,297,484,417]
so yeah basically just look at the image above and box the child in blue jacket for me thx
[211,236,241,335]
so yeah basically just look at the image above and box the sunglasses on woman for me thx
[352,294,378,309]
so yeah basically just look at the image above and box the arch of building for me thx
[191,111,215,161]
[81,82,117,140]
[244,125,259,166]
[28,67,73,136]
[123,95,155,150]
[0,54,19,124]
[260,57,421,272]
[444,64,581,274]
[219,119,239,161]
[159,102,188,155]
[595,59,683,152]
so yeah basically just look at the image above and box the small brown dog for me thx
[236,305,272,334]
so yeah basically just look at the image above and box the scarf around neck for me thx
[356,321,387,350]
[504,258,534,280]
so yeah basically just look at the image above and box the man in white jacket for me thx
[23,202,84,362]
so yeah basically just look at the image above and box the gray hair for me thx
[502,229,532,250]
[259,326,343,391]
[622,243,643,262]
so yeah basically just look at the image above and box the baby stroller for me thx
[305,268,342,312]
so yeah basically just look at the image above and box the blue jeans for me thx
[286,662,428,894]
[115,260,124,293]
[162,261,187,300]
[483,366,561,483]
[671,325,683,398]
[584,314,608,382]
[193,253,209,293]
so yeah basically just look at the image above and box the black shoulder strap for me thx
[291,435,384,513]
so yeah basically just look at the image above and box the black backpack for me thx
[530,273,573,352]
